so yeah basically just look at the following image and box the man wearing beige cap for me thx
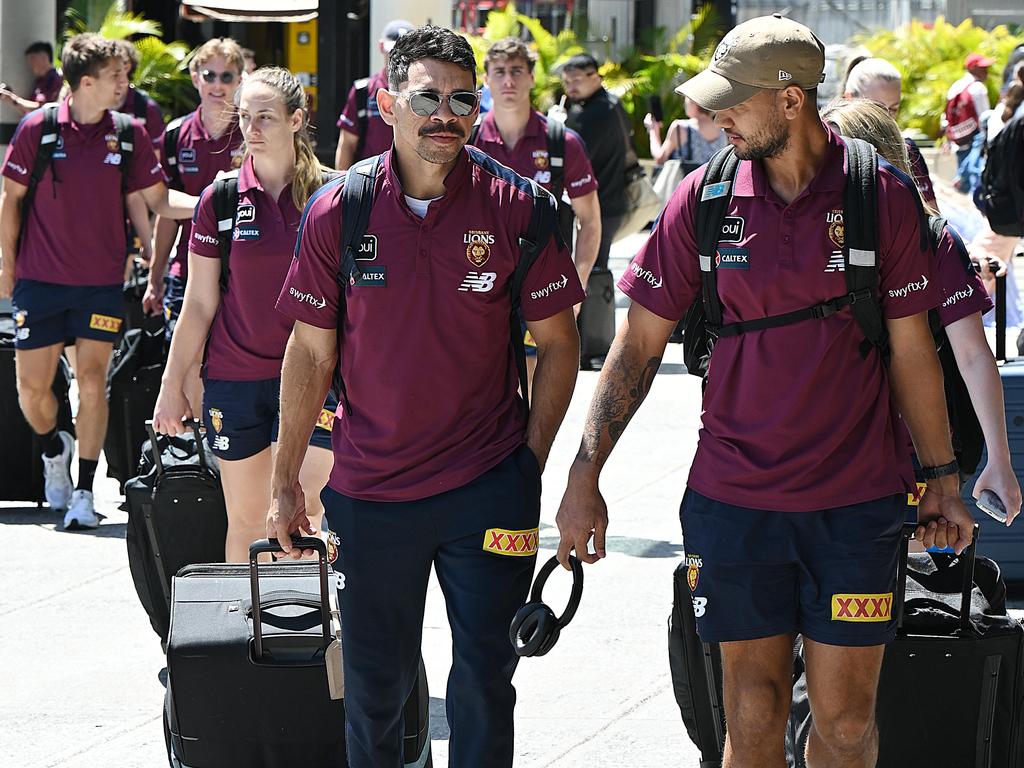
[555,14,974,768]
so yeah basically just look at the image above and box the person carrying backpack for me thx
[945,53,994,190]
[0,33,197,529]
[151,67,334,564]
[269,26,583,768]
[823,96,1022,523]
[471,36,601,387]
[555,15,975,768]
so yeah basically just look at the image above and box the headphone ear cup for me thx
[534,622,561,657]
[509,603,556,657]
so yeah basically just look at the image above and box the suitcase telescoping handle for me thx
[996,270,1006,363]
[248,537,331,660]
[895,522,980,635]
[144,419,211,475]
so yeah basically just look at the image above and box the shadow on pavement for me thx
[428,697,451,740]
[0,508,126,539]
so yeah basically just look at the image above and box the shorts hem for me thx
[800,627,896,648]
[696,623,796,643]
[208,439,272,462]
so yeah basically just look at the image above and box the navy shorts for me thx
[202,377,336,461]
[162,274,186,342]
[680,489,905,647]
[11,279,123,350]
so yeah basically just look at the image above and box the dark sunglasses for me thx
[200,69,237,85]
[394,90,480,117]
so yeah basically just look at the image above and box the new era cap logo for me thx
[778,70,793,81]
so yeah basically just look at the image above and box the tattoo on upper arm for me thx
[576,355,661,467]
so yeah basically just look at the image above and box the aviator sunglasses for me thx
[200,69,237,85]
[392,89,480,117]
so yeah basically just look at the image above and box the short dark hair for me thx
[387,25,476,91]
[24,41,53,61]
[562,53,599,74]
[485,37,536,73]
[113,39,139,77]
[62,34,120,91]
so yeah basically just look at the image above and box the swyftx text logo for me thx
[288,287,326,309]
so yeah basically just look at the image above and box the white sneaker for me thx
[64,489,99,530]
[42,430,74,510]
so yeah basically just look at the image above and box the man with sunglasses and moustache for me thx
[144,38,244,412]
[270,25,584,768]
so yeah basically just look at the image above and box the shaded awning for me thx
[181,0,317,23]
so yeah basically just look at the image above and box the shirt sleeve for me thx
[188,185,220,259]
[518,197,585,321]
[337,85,360,134]
[125,122,166,193]
[145,99,164,143]
[970,80,991,118]
[617,170,703,322]
[935,227,992,327]
[563,129,598,199]
[1,111,41,185]
[276,182,343,330]
[876,169,939,319]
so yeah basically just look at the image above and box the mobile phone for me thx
[649,95,664,123]
[976,489,1008,523]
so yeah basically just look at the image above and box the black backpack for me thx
[979,112,1024,237]
[336,152,559,415]
[682,137,888,384]
[161,114,188,190]
[20,103,134,246]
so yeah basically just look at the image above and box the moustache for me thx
[419,123,465,138]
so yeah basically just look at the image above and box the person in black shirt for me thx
[561,54,632,270]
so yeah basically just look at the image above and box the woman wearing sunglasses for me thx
[153,66,336,562]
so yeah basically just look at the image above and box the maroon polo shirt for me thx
[32,68,63,105]
[619,129,939,512]
[189,156,302,381]
[160,110,243,280]
[337,69,393,161]
[934,225,990,327]
[276,147,584,502]
[117,87,164,141]
[471,111,599,199]
[2,99,163,286]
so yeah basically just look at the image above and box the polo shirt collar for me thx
[731,123,846,198]
[382,145,471,207]
[57,97,114,131]
[237,154,260,193]
[477,109,545,145]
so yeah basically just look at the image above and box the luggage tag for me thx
[326,587,344,699]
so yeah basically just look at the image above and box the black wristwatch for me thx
[920,460,960,480]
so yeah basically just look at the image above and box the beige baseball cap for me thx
[676,14,825,111]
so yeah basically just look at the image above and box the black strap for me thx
[468,122,480,146]
[162,114,186,190]
[132,88,149,120]
[19,102,60,247]
[715,288,874,338]
[546,118,566,202]
[695,146,740,331]
[842,136,888,363]
[211,175,239,293]
[353,78,370,161]
[109,110,136,247]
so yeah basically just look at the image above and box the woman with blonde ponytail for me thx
[153,66,338,562]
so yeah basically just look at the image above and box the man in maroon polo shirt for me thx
[556,16,974,768]
[333,18,415,171]
[0,42,64,114]
[145,37,244,412]
[113,40,164,141]
[270,26,583,768]
[0,34,198,530]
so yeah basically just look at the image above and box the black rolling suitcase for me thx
[105,315,165,489]
[668,560,725,768]
[578,267,616,369]
[0,317,75,504]
[125,421,227,642]
[165,538,432,768]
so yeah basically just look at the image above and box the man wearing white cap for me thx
[556,14,974,768]
[334,19,415,170]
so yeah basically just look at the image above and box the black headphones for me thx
[509,555,584,657]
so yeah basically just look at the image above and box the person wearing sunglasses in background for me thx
[270,25,584,768]
[144,38,244,415]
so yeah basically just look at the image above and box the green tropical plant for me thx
[62,0,196,118]
[856,17,1021,139]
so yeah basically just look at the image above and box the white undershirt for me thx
[404,195,441,218]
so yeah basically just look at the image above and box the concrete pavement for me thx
[0,231,707,768]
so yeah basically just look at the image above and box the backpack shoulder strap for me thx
[133,88,149,120]
[111,110,135,189]
[546,118,566,202]
[468,122,481,146]
[211,173,239,293]
[694,146,740,330]
[353,78,371,161]
[163,114,187,189]
[841,136,889,364]
[23,102,60,211]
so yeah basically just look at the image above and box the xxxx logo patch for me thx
[483,527,539,557]
[88,314,122,333]
[831,593,893,622]
[907,482,927,506]
[316,408,336,432]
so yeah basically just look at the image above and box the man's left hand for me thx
[916,484,975,554]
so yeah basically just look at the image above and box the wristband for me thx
[920,460,960,480]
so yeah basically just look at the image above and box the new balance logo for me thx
[212,435,230,451]
[458,272,497,293]
[103,152,122,165]
[824,250,844,273]
[530,274,569,300]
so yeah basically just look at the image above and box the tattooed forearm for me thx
[576,353,661,468]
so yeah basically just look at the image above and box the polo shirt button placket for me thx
[779,208,795,268]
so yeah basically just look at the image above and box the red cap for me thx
[965,53,996,69]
